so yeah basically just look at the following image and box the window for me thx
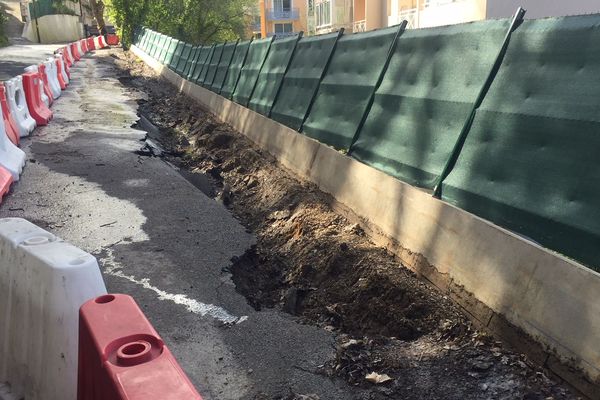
[274,23,293,33]
[316,0,332,27]
[273,0,292,12]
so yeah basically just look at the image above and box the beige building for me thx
[256,0,308,38]
[303,0,600,36]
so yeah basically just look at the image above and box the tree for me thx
[104,0,254,46]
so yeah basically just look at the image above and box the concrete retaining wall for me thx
[131,44,600,399]
[23,15,83,44]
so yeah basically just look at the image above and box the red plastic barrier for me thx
[60,48,73,78]
[22,72,52,125]
[38,64,54,106]
[87,37,96,51]
[55,59,67,90]
[70,42,81,61]
[82,39,88,53]
[106,34,119,46]
[0,165,13,203]
[0,86,20,145]
[78,294,203,400]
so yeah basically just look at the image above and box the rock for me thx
[365,372,393,384]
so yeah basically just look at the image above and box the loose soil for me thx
[103,48,580,400]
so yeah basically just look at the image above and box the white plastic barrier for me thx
[3,77,36,137]
[0,107,25,181]
[0,218,107,400]
[43,59,61,99]
[54,54,69,85]
[76,40,84,57]
[93,35,101,49]
[65,44,74,64]
[24,65,50,107]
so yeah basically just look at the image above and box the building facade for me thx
[256,0,308,38]
[255,0,600,38]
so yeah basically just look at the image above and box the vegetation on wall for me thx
[105,0,255,47]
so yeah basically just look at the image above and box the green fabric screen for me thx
[439,15,600,270]
[248,35,300,116]
[159,37,172,64]
[211,41,239,93]
[350,20,511,189]
[169,41,185,70]
[203,43,225,88]
[184,47,199,79]
[196,46,216,85]
[153,34,167,60]
[186,47,202,80]
[270,32,340,131]
[176,44,193,75]
[301,26,401,150]
[220,40,252,99]
[147,31,159,56]
[190,46,211,82]
[165,39,180,66]
[232,37,273,106]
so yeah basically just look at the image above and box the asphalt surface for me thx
[0,49,363,399]
[0,42,63,80]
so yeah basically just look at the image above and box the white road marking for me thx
[100,248,247,325]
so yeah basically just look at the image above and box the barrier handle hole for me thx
[95,294,116,304]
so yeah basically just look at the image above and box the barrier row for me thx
[0,218,202,400]
[133,10,600,272]
[0,36,108,206]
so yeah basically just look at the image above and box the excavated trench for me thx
[104,47,580,400]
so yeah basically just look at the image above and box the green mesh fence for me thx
[301,26,402,150]
[220,40,252,99]
[203,43,225,88]
[270,31,341,131]
[248,35,301,116]
[232,37,273,106]
[211,41,239,93]
[350,20,511,189]
[439,14,600,270]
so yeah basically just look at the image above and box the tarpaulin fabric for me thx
[176,44,193,76]
[190,46,212,83]
[147,31,158,56]
[232,37,273,106]
[165,39,180,67]
[196,46,216,86]
[301,26,402,150]
[248,35,301,116]
[152,34,167,60]
[439,15,600,270]
[210,41,239,93]
[270,31,341,131]
[169,41,185,71]
[220,40,252,99]
[183,47,199,78]
[350,20,511,190]
[159,37,172,64]
[203,43,225,88]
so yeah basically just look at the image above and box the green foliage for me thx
[105,0,254,47]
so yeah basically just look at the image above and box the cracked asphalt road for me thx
[0,50,363,399]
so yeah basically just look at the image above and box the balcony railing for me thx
[353,19,366,32]
[267,31,298,38]
[423,0,462,7]
[266,7,300,20]
[399,8,418,29]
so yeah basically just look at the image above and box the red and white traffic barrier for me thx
[0,104,25,180]
[78,294,203,400]
[22,71,52,125]
[25,65,51,108]
[0,85,20,145]
[43,58,62,99]
[4,76,36,137]
[0,218,107,400]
